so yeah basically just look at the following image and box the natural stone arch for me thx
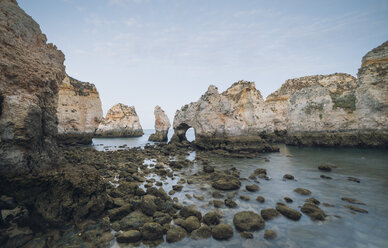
[171,123,194,142]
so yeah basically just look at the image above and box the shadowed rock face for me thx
[172,41,388,148]
[149,105,171,142]
[57,75,103,144]
[0,0,66,173]
[96,103,144,137]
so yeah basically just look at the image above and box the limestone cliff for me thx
[172,41,387,148]
[96,103,144,137]
[172,81,276,153]
[0,0,65,173]
[149,105,171,142]
[57,75,103,144]
[0,0,107,231]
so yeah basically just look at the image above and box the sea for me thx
[92,129,388,248]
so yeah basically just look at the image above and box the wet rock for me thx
[203,211,221,226]
[264,230,277,240]
[301,203,326,220]
[169,190,176,195]
[233,211,265,231]
[294,188,312,195]
[318,164,332,172]
[240,195,250,201]
[180,216,201,232]
[256,196,265,203]
[4,234,33,248]
[284,197,293,203]
[343,205,368,213]
[212,191,224,198]
[347,177,361,183]
[116,230,141,243]
[193,194,204,201]
[141,222,164,241]
[190,224,212,240]
[225,199,238,208]
[108,204,132,222]
[305,197,320,205]
[240,231,253,239]
[245,184,260,192]
[254,168,267,175]
[283,174,295,180]
[212,174,241,190]
[276,203,301,221]
[180,205,202,220]
[341,197,365,205]
[203,165,215,173]
[119,210,152,230]
[227,192,237,199]
[320,175,332,179]
[99,232,114,244]
[141,195,158,216]
[212,224,233,240]
[172,185,183,192]
[166,226,187,243]
[260,208,279,221]
[213,200,224,208]
[153,211,172,225]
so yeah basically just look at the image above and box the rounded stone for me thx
[245,184,259,192]
[180,216,200,232]
[260,208,279,221]
[166,226,187,243]
[256,196,265,203]
[294,188,312,195]
[141,222,164,241]
[212,224,233,240]
[203,211,221,226]
[264,229,277,240]
[233,211,265,232]
[116,230,141,243]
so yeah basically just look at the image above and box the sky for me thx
[18,0,388,128]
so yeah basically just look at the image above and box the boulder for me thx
[301,203,326,220]
[166,226,187,243]
[260,208,279,221]
[141,222,164,241]
[294,188,312,195]
[276,203,301,221]
[233,211,265,232]
[116,230,141,243]
[212,224,233,240]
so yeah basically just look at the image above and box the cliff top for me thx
[361,40,388,67]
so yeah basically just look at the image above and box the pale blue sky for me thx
[18,0,388,128]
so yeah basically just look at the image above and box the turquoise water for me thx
[92,131,388,248]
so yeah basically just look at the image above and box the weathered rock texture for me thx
[57,75,103,144]
[0,0,107,231]
[173,41,388,148]
[96,103,143,137]
[149,105,171,142]
[0,0,65,173]
[172,82,277,153]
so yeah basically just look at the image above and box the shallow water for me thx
[93,131,388,248]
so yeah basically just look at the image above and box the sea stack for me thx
[171,81,277,153]
[149,105,171,142]
[95,103,144,137]
[57,75,103,144]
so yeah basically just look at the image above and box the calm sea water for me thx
[92,130,388,248]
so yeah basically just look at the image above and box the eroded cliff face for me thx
[173,41,387,148]
[356,41,388,130]
[96,103,143,137]
[0,0,107,232]
[0,0,65,173]
[57,75,103,144]
[172,81,277,153]
[149,105,171,142]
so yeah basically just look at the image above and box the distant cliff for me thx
[172,41,388,148]
[57,75,103,144]
[95,103,143,137]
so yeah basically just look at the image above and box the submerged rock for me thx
[341,197,366,205]
[294,188,312,195]
[343,205,368,213]
[264,230,277,240]
[149,106,171,142]
[301,203,326,220]
[276,203,302,221]
[95,103,143,137]
[233,211,265,232]
[318,164,332,172]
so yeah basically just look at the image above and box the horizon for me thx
[18,0,388,128]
